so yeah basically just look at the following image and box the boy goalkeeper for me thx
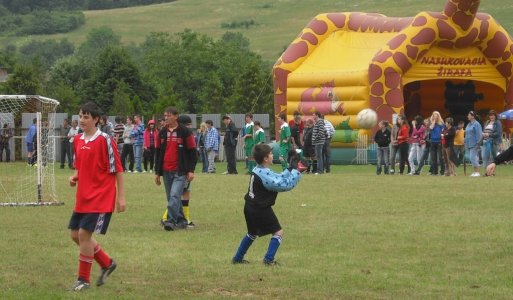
[232,145,302,265]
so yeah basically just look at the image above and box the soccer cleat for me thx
[263,259,279,266]
[232,258,250,264]
[69,279,90,291]
[187,222,196,228]
[96,259,117,286]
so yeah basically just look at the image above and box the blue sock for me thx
[264,235,282,262]
[233,234,256,262]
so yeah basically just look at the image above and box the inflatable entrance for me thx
[273,0,513,163]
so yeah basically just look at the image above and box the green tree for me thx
[4,63,41,94]
[83,45,152,114]
[47,80,80,114]
[110,82,134,116]
[77,27,121,60]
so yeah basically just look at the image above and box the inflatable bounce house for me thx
[273,0,513,163]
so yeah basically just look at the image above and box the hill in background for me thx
[1,0,511,62]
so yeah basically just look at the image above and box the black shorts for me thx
[68,212,112,235]
[244,204,281,237]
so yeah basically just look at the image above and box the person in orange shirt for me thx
[453,120,465,165]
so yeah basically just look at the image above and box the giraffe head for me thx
[443,0,480,31]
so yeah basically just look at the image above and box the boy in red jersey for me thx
[68,102,126,291]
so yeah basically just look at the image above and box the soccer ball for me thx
[356,109,378,129]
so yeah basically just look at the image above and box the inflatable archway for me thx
[273,0,513,163]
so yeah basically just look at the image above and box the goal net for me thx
[0,95,63,206]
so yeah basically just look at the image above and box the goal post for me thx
[0,95,63,206]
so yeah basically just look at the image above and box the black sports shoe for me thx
[263,259,279,266]
[96,260,117,286]
[69,279,90,291]
[232,258,250,264]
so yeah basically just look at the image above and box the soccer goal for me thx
[0,95,64,206]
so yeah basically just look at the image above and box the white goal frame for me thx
[0,95,64,206]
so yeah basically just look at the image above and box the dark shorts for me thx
[26,142,34,152]
[68,212,112,235]
[244,204,281,237]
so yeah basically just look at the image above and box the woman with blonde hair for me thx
[197,122,208,173]
[429,111,445,175]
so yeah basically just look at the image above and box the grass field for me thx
[2,161,513,299]
[1,0,512,61]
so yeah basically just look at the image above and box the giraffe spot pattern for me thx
[437,20,457,40]
[301,32,318,45]
[282,41,309,64]
[411,28,437,45]
[307,18,328,35]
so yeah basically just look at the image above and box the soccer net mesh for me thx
[0,95,63,206]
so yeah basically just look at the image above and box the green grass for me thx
[1,0,512,61]
[2,161,513,298]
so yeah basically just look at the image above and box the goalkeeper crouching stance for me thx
[232,145,303,265]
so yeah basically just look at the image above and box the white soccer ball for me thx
[356,109,378,129]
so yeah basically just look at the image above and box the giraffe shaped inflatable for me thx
[274,0,513,161]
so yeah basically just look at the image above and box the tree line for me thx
[0,27,274,128]
[0,0,176,35]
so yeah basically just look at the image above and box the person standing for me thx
[322,116,335,173]
[396,115,410,175]
[442,117,457,176]
[453,120,465,165]
[481,110,502,170]
[143,120,159,173]
[0,123,13,162]
[253,121,265,146]
[465,111,483,177]
[131,115,145,173]
[205,120,220,173]
[67,102,126,291]
[61,118,72,169]
[121,117,135,173]
[429,111,445,175]
[222,115,238,175]
[243,113,255,173]
[197,122,208,173]
[277,114,291,171]
[68,120,80,168]
[312,112,327,174]
[25,118,37,165]
[407,115,425,175]
[288,111,304,150]
[374,120,391,175]
[113,117,125,158]
[389,119,399,175]
[155,107,197,231]
[302,119,316,173]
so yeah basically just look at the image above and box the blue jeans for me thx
[163,171,187,225]
[314,143,324,174]
[133,144,143,172]
[199,147,208,172]
[468,146,480,167]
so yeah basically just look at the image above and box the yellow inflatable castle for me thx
[273,0,513,163]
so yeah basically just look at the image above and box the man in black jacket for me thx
[222,115,238,174]
[155,106,197,231]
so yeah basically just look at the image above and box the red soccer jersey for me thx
[163,127,196,172]
[73,130,123,213]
